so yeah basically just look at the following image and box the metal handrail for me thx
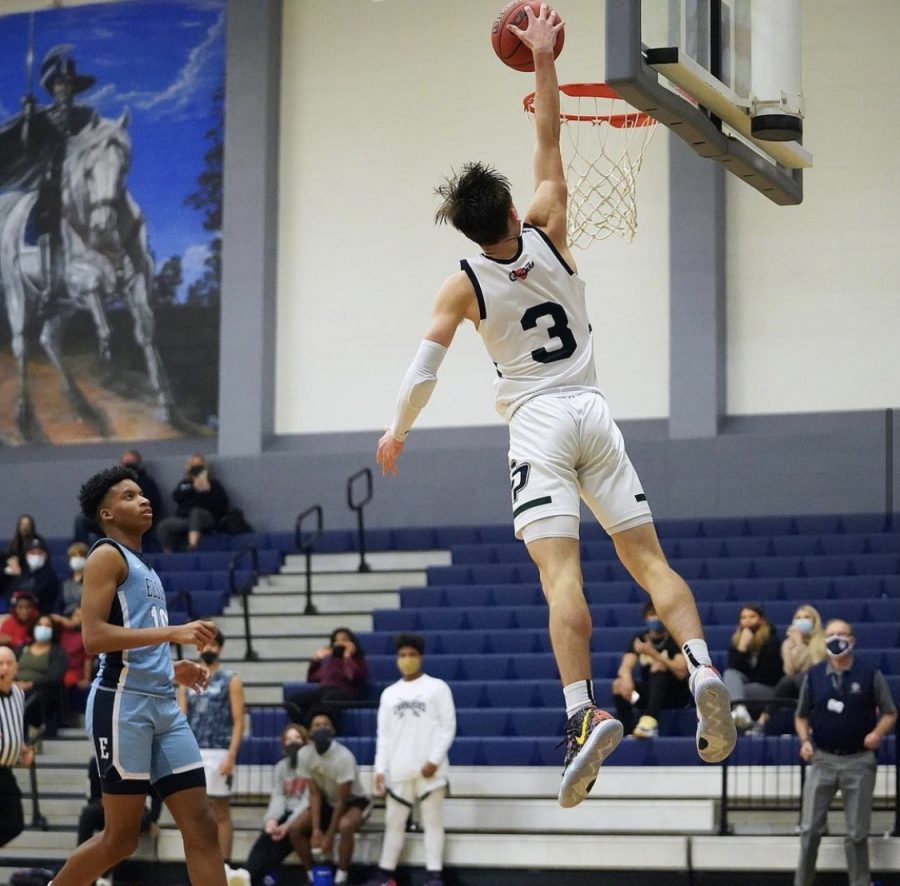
[296,505,323,615]
[347,467,373,573]
[229,544,260,662]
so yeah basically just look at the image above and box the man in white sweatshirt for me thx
[368,634,457,886]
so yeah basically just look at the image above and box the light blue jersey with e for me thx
[91,538,175,697]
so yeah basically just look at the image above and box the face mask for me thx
[26,554,46,571]
[397,656,420,677]
[792,617,814,635]
[645,618,663,633]
[285,740,304,767]
[33,625,52,643]
[825,635,852,657]
[311,727,334,755]
[200,651,219,665]
[69,556,86,572]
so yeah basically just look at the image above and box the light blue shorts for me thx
[87,685,205,797]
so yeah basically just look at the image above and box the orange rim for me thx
[523,82,657,128]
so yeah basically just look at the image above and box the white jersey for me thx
[374,674,456,783]
[461,223,599,421]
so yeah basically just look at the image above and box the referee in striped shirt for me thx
[1,643,34,848]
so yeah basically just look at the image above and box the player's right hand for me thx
[374,773,385,797]
[376,428,404,476]
[171,619,217,650]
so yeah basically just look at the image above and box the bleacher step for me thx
[286,551,451,573]
[227,590,398,615]
[269,570,427,592]
[214,612,372,636]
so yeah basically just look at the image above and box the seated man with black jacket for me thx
[156,454,229,553]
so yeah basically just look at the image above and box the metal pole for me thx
[718,760,730,835]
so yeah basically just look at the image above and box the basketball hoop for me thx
[523,83,658,246]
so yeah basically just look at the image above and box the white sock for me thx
[682,639,712,674]
[307,872,314,883]
[335,871,349,884]
[563,679,594,717]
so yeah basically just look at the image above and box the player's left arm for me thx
[221,673,245,775]
[376,271,476,476]
[425,682,457,774]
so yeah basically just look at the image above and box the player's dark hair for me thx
[434,161,514,246]
[79,466,139,523]
[394,632,425,654]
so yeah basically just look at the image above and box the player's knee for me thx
[103,827,140,860]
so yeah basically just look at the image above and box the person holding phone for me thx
[284,629,369,727]
[156,454,230,553]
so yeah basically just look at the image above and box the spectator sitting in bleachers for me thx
[288,709,371,886]
[611,602,691,739]
[285,628,369,725]
[0,590,38,649]
[3,514,46,594]
[4,538,60,616]
[237,722,310,886]
[723,604,783,734]
[157,453,230,553]
[15,613,68,737]
[757,603,827,735]
[58,542,88,616]
[52,605,93,725]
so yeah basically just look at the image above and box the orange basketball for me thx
[491,1,565,73]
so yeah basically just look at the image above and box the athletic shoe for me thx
[225,865,251,886]
[95,879,113,886]
[558,705,623,808]
[363,877,397,886]
[731,703,753,733]
[690,666,737,763]
[631,714,659,739]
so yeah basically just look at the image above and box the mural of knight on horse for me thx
[0,44,173,442]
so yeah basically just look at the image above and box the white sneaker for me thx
[731,702,753,732]
[690,666,737,763]
[225,865,251,886]
[95,878,113,886]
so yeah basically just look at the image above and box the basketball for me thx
[491,1,565,73]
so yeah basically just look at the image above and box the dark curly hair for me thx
[394,632,425,654]
[79,465,139,523]
[434,161,513,246]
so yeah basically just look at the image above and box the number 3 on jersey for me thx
[521,302,577,364]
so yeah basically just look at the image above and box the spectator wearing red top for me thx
[285,628,368,726]
[0,591,38,650]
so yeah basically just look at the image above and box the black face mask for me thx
[286,741,304,768]
[312,727,334,755]
[825,636,852,658]
[200,651,219,665]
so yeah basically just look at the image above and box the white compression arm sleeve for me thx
[389,339,447,441]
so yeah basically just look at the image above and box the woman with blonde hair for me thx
[723,604,784,732]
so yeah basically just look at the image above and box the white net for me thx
[526,84,659,247]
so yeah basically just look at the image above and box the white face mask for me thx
[26,554,46,571]
[33,625,53,643]
[69,556,86,572]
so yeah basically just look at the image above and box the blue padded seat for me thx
[868,534,900,555]
[445,586,495,608]
[815,599,868,624]
[507,709,565,737]
[865,599,898,624]
[249,706,288,737]
[399,587,444,608]
[451,545,496,565]
[150,552,198,572]
[656,708,697,738]
[455,656,513,681]
[768,536,818,557]
[584,581,641,605]
[188,590,227,616]
[477,525,517,544]
[457,710,509,737]
[466,608,517,630]
[745,516,795,537]
[702,559,753,580]
[390,527,438,550]
[426,565,472,585]
[492,584,544,607]
[432,630,486,655]
[238,737,281,766]
[339,737,374,765]
[581,540,617,562]
[720,538,770,558]
[311,530,355,553]
[800,556,852,577]
[728,578,781,601]
[878,650,900,675]
[481,682,540,709]
[698,517,751,538]
[829,575,887,599]
[655,519,705,539]
[606,739,657,766]
[433,526,481,547]
[417,609,467,631]
[373,610,420,632]
[506,654,557,681]
[814,534,867,556]
[448,683,486,708]
[530,681,565,708]
[781,577,833,600]
[884,576,900,597]
[449,739,483,766]
[842,514,891,534]
[354,632,393,655]
[850,553,900,576]
[704,625,735,649]
[853,624,900,648]
[489,630,543,654]
[510,607,548,630]
[340,708,377,736]
[791,515,843,536]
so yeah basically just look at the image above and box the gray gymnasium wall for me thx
[0,0,896,540]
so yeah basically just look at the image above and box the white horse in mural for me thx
[0,109,172,441]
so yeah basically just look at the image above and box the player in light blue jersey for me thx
[50,465,227,886]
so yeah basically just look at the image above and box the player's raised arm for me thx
[376,271,476,476]
[508,4,571,255]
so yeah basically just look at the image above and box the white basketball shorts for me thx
[507,390,653,540]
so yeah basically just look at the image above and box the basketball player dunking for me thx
[376,4,736,808]
[50,466,227,885]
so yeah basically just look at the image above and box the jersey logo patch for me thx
[510,459,531,503]
[508,260,534,282]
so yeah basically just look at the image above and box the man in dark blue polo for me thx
[794,619,897,886]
